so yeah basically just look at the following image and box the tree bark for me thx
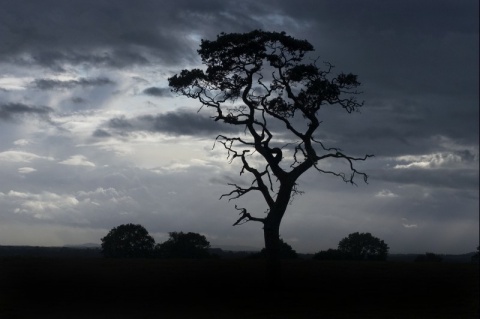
[264,219,281,289]
[263,182,293,288]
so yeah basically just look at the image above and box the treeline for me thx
[313,233,479,263]
[100,224,301,259]
[1,224,477,263]
[100,224,212,259]
[100,224,394,261]
[0,245,477,263]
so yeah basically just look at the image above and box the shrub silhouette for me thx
[250,238,298,259]
[472,246,479,263]
[415,252,443,263]
[101,223,155,258]
[156,232,211,259]
[313,248,348,261]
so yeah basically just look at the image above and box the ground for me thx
[1,258,478,318]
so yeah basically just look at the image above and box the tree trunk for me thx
[262,182,293,289]
[263,219,281,289]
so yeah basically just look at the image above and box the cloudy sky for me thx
[0,0,478,254]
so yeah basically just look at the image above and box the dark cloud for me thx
[22,50,150,71]
[143,87,172,97]
[0,103,53,122]
[455,150,477,163]
[278,0,477,36]
[102,109,239,137]
[92,129,111,138]
[71,97,86,104]
[0,0,273,69]
[307,93,479,158]
[32,77,114,90]
[373,168,479,192]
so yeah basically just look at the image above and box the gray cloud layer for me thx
[0,0,275,70]
[98,109,240,137]
[33,77,114,90]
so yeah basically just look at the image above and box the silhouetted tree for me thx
[101,224,155,258]
[169,30,372,283]
[250,238,298,259]
[156,232,211,259]
[338,232,389,261]
[313,248,348,261]
[415,252,443,263]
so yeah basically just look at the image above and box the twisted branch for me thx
[232,205,265,226]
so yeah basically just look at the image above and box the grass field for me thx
[1,257,478,318]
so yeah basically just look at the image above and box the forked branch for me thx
[232,205,265,226]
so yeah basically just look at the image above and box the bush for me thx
[313,249,349,261]
[156,232,211,259]
[249,238,298,259]
[415,252,443,263]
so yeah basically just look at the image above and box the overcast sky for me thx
[0,0,478,254]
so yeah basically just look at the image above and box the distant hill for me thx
[211,245,260,252]
[64,243,101,249]
[0,245,101,258]
[0,245,477,262]
[388,252,477,263]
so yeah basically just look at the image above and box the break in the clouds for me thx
[0,0,477,254]
[59,155,96,167]
[18,167,37,174]
[0,151,54,163]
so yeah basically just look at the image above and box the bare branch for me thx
[311,136,343,152]
[220,183,261,201]
[232,205,265,226]
[313,153,374,185]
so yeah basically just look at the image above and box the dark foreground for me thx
[1,258,478,318]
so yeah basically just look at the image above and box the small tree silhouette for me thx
[101,224,155,258]
[338,232,389,261]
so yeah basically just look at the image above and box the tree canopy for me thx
[156,231,211,259]
[338,232,389,261]
[101,224,155,258]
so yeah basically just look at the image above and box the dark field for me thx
[1,258,478,318]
